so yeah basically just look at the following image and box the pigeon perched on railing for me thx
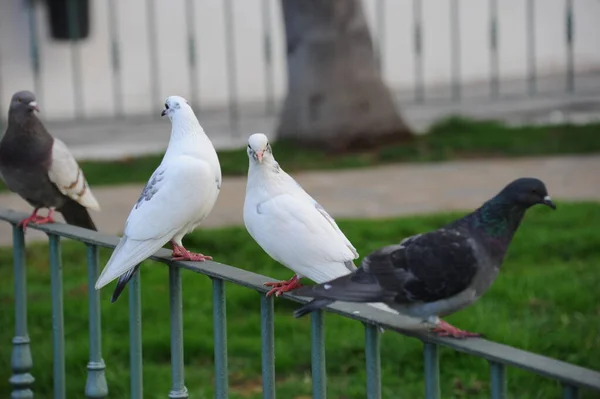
[95,96,222,303]
[292,178,556,338]
[243,133,388,304]
[0,90,100,231]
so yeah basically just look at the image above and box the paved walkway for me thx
[1,154,599,246]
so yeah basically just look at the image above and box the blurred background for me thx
[1,0,599,158]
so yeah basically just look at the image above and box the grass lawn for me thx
[1,118,600,193]
[1,202,599,398]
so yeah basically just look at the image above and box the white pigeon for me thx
[243,133,362,298]
[95,96,222,303]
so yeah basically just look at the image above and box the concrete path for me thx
[1,154,599,246]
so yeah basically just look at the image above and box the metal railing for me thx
[2,207,600,399]
[1,0,598,129]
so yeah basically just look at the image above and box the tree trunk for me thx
[278,0,412,151]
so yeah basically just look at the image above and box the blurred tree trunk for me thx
[278,0,412,151]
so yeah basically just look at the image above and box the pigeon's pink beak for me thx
[28,101,39,112]
[256,151,263,163]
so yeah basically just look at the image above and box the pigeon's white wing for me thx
[95,155,216,289]
[245,192,357,283]
[48,138,100,211]
[285,174,358,258]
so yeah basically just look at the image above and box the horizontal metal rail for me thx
[2,208,600,397]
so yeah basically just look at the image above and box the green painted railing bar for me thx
[3,210,600,398]
[260,294,276,399]
[310,310,326,399]
[9,225,34,399]
[146,0,160,118]
[526,0,537,96]
[450,0,461,101]
[212,278,229,398]
[364,324,381,399]
[168,266,189,399]
[223,0,240,136]
[67,0,84,118]
[185,0,199,108]
[261,0,275,114]
[49,234,66,399]
[562,384,579,399]
[107,0,123,117]
[85,245,108,398]
[423,342,440,399]
[412,0,424,103]
[565,0,575,93]
[489,0,500,98]
[490,361,507,399]
[129,271,144,399]
[26,0,42,102]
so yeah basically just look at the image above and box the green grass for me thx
[1,202,599,398]
[2,117,600,192]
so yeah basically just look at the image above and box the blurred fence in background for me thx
[1,0,600,151]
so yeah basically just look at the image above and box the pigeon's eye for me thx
[164,103,169,109]
[17,97,22,103]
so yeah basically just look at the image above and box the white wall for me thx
[1,0,599,120]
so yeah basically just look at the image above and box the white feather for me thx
[48,138,100,211]
[95,96,221,290]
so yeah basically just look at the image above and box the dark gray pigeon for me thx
[292,178,556,338]
[0,90,100,231]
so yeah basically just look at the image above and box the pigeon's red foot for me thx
[18,209,55,231]
[264,275,303,297]
[431,320,481,339]
[170,243,213,262]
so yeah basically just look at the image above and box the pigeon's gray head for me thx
[496,178,556,210]
[247,133,273,164]
[9,90,39,116]
[161,95,191,120]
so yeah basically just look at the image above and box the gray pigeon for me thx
[0,90,100,231]
[292,178,556,338]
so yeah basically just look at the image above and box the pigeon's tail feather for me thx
[294,298,335,318]
[58,200,97,231]
[110,265,140,303]
[292,268,392,303]
[95,235,169,290]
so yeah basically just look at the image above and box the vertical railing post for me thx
[129,271,143,399]
[212,278,229,399]
[364,324,381,399]
[489,361,507,399]
[261,0,275,115]
[223,0,239,136]
[489,0,500,98]
[146,0,160,117]
[85,244,108,398]
[412,0,424,103]
[375,0,386,73]
[67,0,84,118]
[107,0,123,117]
[260,295,276,399]
[168,266,188,399]
[423,343,440,399]
[526,0,537,96]
[311,310,326,399]
[27,0,42,100]
[185,0,200,108]
[10,225,34,399]
[450,0,461,101]
[562,384,579,399]
[564,0,575,93]
[49,234,66,399]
